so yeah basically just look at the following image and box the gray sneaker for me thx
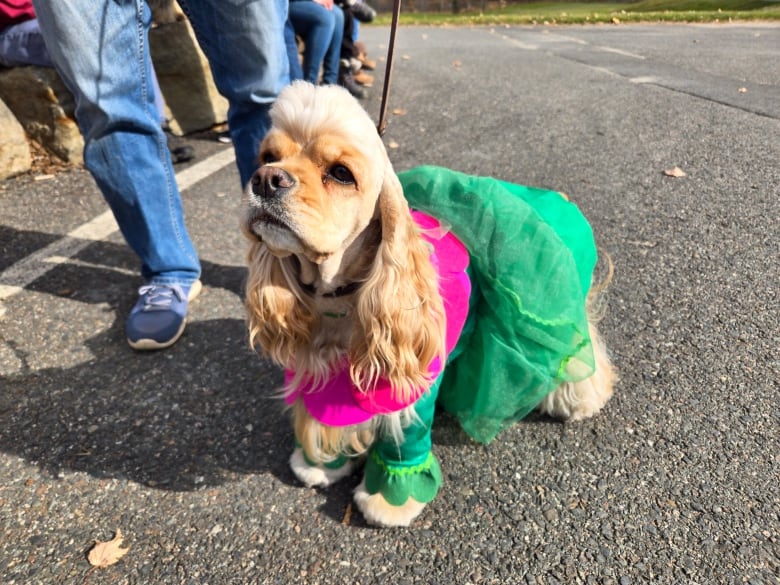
[126,280,202,350]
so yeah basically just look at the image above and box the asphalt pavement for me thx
[1,23,778,585]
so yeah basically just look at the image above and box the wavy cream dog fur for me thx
[242,81,616,526]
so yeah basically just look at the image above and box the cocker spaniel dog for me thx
[242,81,616,527]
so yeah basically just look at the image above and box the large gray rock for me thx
[0,67,83,165]
[150,20,229,134]
[0,97,32,179]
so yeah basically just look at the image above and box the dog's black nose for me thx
[250,166,295,200]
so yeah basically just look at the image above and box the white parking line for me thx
[500,37,540,51]
[0,147,237,301]
[597,45,645,60]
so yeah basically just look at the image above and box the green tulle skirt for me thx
[399,166,598,444]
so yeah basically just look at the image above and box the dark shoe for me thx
[165,129,196,164]
[339,69,368,99]
[127,280,202,350]
[170,144,195,164]
[350,1,376,22]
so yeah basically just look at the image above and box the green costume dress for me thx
[399,166,598,444]
[293,166,599,507]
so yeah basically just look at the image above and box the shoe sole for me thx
[127,280,202,351]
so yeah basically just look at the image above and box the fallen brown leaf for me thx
[452,60,462,69]
[87,529,130,568]
[392,108,407,116]
[342,502,353,525]
[663,166,687,178]
[388,140,400,149]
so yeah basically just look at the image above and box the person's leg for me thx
[340,5,356,62]
[177,0,289,188]
[0,18,53,67]
[284,19,304,82]
[149,64,167,126]
[33,0,201,349]
[346,0,376,25]
[321,5,344,85]
[32,0,200,288]
[288,1,334,85]
[150,63,196,165]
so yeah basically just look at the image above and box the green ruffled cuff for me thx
[363,449,443,506]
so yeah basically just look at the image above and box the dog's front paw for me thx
[353,478,426,527]
[289,447,357,488]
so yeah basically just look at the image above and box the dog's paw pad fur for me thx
[353,479,426,527]
[289,447,356,488]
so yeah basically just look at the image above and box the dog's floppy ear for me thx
[245,241,314,367]
[349,160,446,402]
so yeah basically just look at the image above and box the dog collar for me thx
[322,310,349,319]
[298,280,362,298]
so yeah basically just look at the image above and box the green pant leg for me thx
[363,377,444,506]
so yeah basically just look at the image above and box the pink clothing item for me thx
[284,211,471,426]
[0,1,35,31]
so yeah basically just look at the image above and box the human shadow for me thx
[15,233,247,304]
[0,232,299,491]
[0,315,297,490]
[0,225,63,272]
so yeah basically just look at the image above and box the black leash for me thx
[376,0,402,136]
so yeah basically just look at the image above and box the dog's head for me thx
[243,81,398,284]
[243,82,445,399]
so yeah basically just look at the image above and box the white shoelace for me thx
[138,285,185,311]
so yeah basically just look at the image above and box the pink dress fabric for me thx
[284,211,471,426]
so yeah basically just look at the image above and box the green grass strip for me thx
[373,0,780,25]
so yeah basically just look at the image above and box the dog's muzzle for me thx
[250,165,296,202]
[245,166,300,249]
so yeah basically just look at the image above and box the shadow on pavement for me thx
[0,233,295,491]
[0,316,295,491]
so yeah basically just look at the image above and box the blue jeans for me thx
[288,0,343,85]
[31,0,289,286]
[285,19,304,82]
[0,18,53,67]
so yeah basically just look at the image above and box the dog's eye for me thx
[260,151,278,165]
[328,164,355,185]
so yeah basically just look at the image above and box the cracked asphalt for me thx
[1,23,778,585]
